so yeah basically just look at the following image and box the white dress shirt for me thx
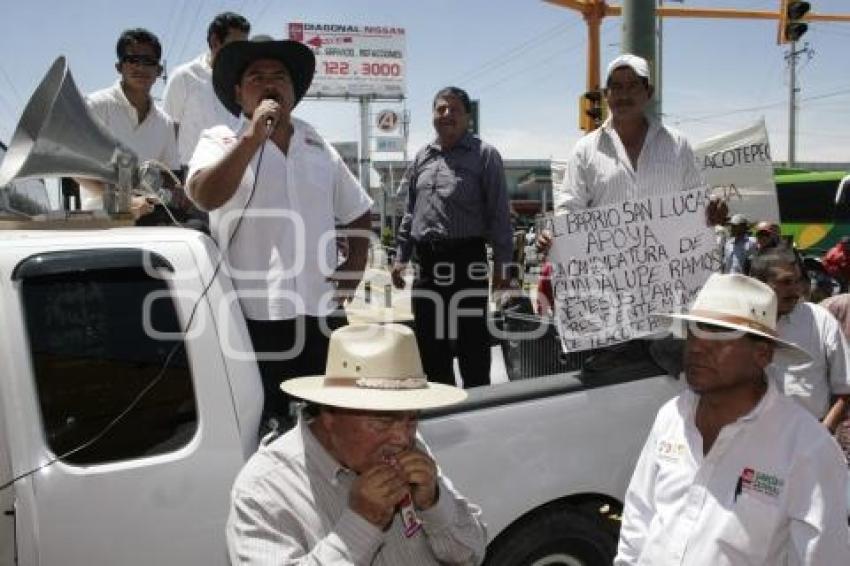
[769,301,850,418]
[615,379,849,565]
[186,117,373,320]
[162,52,241,164]
[84,81,179,209]
[226,419,487,565]
[554,116,705,213]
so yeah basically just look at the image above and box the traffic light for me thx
[467,99,480,135]
[579,90,607,132]
[778,1,811,44]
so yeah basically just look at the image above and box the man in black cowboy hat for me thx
[186,37,373,433]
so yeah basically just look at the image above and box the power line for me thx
[163,0,192,65]
[171,0,206,68]
[0,62,24,107]
[447,19,581,86]
[161,0,185,62]
[667,85,850,125]
[252,0,275,26]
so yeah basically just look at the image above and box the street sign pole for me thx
[359,96,376,227]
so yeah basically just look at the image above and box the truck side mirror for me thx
[648,335,684,379]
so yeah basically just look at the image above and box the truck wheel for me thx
[484,505,618,566]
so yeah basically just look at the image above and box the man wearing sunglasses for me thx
[615,274,849,565]
[83,28,179,220]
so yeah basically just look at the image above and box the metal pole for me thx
[622,0,659,118]
[656,0,663,118]
[359,96,374,220]
[788,41,797,168]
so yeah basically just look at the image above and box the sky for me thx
[1,0,849,165]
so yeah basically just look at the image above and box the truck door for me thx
[0,401,14,566]
[8,244,249,566]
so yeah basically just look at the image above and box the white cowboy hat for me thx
[656,273,810,360]
[281,323,467,411]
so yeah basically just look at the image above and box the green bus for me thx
[774,169,850,255]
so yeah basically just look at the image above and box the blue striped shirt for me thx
[396,132,513,267]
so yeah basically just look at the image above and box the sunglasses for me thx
[121,55,160,67]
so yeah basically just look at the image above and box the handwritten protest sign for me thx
[544,187,722,352]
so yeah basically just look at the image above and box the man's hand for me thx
[395,449,439,510]
[246,98,281,140]
[536,229,553,255]
[706,195,728,226]
[349,465,408,528]
[130,195,156,220]
[391,262,407,290]
[328,259,362,306]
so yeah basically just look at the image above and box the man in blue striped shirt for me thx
[391,87,513,388]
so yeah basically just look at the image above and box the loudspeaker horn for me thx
[0,56,137,188]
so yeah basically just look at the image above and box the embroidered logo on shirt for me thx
[736,466,784,500]
[656,439,687,462]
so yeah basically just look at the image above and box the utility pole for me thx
[784,41,812,168]
[545,0,850,133]
[621,0,658,117]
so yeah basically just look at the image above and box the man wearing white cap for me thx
[556,53,704,211]
[722,213,756,274]
[226,323,486,565]
[615,274,849,565]
[538,53,716,252]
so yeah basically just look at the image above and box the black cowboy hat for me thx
[212,38,315,116]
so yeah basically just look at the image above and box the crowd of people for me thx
[65,14,850,562]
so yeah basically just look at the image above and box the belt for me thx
[414,237,486,256]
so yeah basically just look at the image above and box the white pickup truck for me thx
[0,226,683,566]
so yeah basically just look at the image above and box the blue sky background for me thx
[1,0,849,163]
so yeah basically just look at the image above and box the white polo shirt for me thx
[615,380,849,565]
[186,117,373,320]
[554,116,705,212]
[768,301,850,418]
[83,81,179,208]
[163,52,241,165]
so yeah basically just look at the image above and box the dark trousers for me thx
[245,311,347,431]
[412,240,491,388]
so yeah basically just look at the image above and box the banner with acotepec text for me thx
[545,187,721,352]
[694,119,779,224]
[288,22,406,98]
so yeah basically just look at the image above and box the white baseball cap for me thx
[606,54,651,84]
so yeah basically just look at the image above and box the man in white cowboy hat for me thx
[226,323,486,565]
[615,274,849,565]
[185,37,373,431]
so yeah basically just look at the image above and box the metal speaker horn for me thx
[0,56,137,189]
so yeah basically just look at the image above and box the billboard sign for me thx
[287,22,406,98]
[375,136,404,153]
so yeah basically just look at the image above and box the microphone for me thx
[262,95,278,135]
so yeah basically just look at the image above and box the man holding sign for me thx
[537,54,722,351]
